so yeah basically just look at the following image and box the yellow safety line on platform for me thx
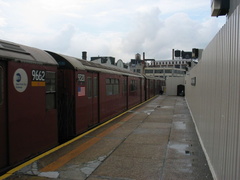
[0,96,157,180]
[40,121,123,172]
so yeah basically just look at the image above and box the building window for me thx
[46,71,56,109]
[165,69,172,73]
[106,78,119,95]
[155,69,163,73]
[87,77,92,98]
[0,66,3,105]
[145,69,153,73]
[136,69,141,73]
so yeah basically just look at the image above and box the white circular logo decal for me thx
[13,68,28,92]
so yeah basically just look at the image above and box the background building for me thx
[90,56,128,69]
[145,59,191,79]
[91,56,115,65]
[129,51,195,79]
[129,53,145,74]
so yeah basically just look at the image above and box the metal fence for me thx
[185,5,240,180]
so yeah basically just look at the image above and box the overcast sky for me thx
[0,0,226,62]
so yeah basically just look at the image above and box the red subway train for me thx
[0,39,165,174]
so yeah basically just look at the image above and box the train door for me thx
[87,72,99,127]
[58,69,75,143]
[0,61,8,170]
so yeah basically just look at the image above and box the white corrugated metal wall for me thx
[185,6,240,180]
[166,77,185,95]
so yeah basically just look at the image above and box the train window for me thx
[111,79,115,84]
[130,80,137,92]
[46,72,56,92]
[46,94,55,109]
[106,79,110,84]
[87,77,92,98]
[106,78,119,96]
[0,66,3,105]
[93,77,98,97]
[46,71,56,109]
[106,78,111,95]
[113,79,119,95]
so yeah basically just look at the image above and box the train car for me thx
[0,39,165,175]
[144,76,156,99]
[144,75,165,99]
[77,61,144,121]
[46,51,144,142]
[0,40,58,174]
[153,77,165,95]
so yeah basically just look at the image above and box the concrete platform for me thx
[4,96,213,180]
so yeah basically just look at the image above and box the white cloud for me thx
[0,0,226,62]
[118,8,225,60]
[0,17,6,27]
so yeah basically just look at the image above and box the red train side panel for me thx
[128,76,142,108]
[1,39,167,176]
[0,40,59,173]
[99,73,127,122]
[8,61,58,165]
[75,71,99,134]
[0,61,7,171]
[47,52,101,141]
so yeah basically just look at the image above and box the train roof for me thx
[0,39,58,66]
[78,59,142,77]
[0,39,164,80]
[47,51,143,78]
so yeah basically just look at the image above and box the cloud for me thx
[119,8,224,60]
[0,0,226,62]
[121,8,163,52]
[0,16,6,27]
